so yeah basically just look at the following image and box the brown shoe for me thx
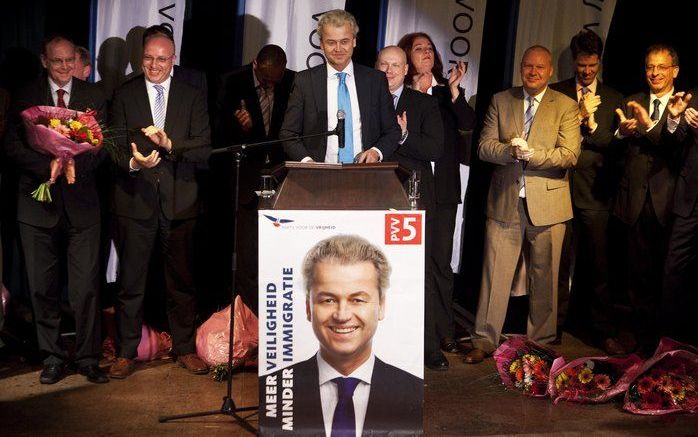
[463,348,487,364]
[177,353,208,374]
[109,358,135,379]
[603,338,627,356]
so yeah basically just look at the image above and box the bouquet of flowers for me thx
[494,336,560,397]
[548,355,643,404]
[624,337,698,415]
[20,105,104,202]
[196,295,259,381]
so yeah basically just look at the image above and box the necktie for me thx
[56,89,67,108]
[336,72,354,163]
[580,86,590,102]
[259,86,271,135]
[153,84,166,129]
[392,93,398,109]
[331,377,361,437]
[523,96,535,139]
[651,98,661,121]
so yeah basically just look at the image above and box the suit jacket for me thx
[280,63,401,162]
[550,78,623,210]
[662,88,698,218]
[261,355,423,436]
[478,86,581,226]
[613,92,680,227]
[173,65,209,108]
[4,76,106,228]
[431,85,476,205]
[385,87,444,211]
[110,74,211,221]
[217,64,295,203]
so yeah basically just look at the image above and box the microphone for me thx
[336,110,345,149]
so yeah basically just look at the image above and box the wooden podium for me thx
[266,162,413,210]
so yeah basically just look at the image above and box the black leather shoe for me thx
[440,338,461,354]
[79,364,109,384]
[425,352,449,371]
[40,363,65,384]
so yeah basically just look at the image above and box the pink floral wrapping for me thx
[623,337,698,415]
[20,105,103,189]
[20,105,102,159]
[548,354,644,404]
[494,336,560,397]
[101,307,172,362]
[1,284,9,317]
[195,295,259,368]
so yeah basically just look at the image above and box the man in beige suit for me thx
[464,45,581,363]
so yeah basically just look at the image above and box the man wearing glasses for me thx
[109,26,211,378]
[4,35,107,384]
[613,44,680,357]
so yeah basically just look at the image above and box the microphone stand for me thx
[158,127,338,432]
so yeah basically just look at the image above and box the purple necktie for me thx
[331,377,361,437]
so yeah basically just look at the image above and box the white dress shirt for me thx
[317,352,374,437]
[145,76,172,121]
[48,77,73,107]
[129,76,172,171]
[646,89,673,131]
[325,62,363,163]
[518,87,546,198]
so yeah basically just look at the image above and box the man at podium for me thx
[280,9,400,164]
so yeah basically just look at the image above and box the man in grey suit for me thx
[464,46,581,363]
[280,9,400,164]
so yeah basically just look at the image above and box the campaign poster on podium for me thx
[258,210,424,436]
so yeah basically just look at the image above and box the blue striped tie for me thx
[153,84,166,129]
[336,72,354,163]
[523,96,535,140]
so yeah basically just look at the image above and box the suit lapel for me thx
[164,78,182,132]
[354,64,370,147]
[395,88,407,114]
[509,87,524,136]
[527,89,556,141]
[137,78,154,126]
[311,65,328,133]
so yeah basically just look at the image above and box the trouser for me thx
[19,218,101,366]
[113,210,198,358]
[472,199,564,353]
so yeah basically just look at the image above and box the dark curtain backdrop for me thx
[1,0,695,316]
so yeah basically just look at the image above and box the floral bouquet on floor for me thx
[20,105,104,202]
[624,337,698,415]
[494,335,560,397]
[196,295,259,381]
[548,354,643,404]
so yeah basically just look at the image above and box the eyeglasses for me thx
[645,64,676,72]
[143,55,174,64]
[48,57,75,67]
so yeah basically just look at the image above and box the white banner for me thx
[512,0,617,85]
[93,0,186,81]
[258,210,424,435]
[383,0,488,272]
[241,0,346,72]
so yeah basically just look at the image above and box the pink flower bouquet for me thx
[624,337,698,415]
[20,105,104,202]
[494,336,560,397]
[548,354,643,404]
[196,295,259,370]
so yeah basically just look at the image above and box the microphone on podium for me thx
[336,110,345,149]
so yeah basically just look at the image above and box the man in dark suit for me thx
[108,28,211,378]
[280,9,400,164]
[3,35,108,384]
[660,89,697,345]
[613,44,680,356]
[375,46,448,372]
[261,235,423,436]
[550,29,625,354]
[216,45,294,314]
